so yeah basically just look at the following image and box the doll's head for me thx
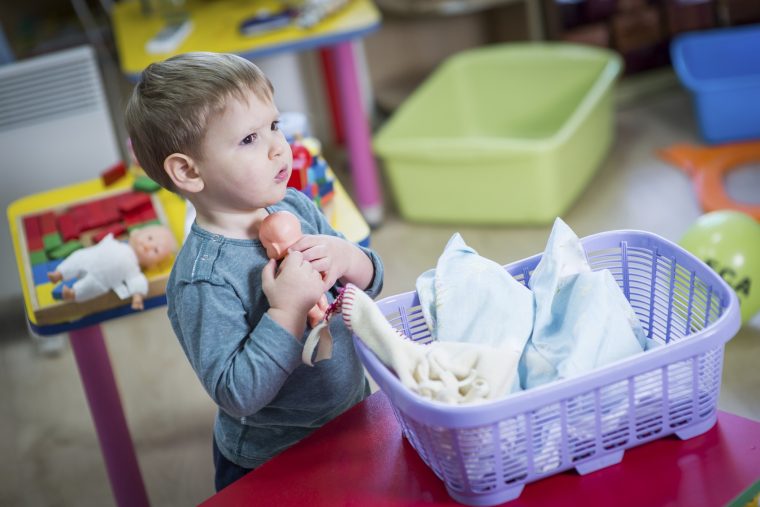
[129,224,178,269]
[259,211,302,260]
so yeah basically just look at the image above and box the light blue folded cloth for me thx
[519,218,650,390]
[416,233,534,394]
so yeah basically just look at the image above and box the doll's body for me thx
[48,224,177,310]
[259,211,329,327]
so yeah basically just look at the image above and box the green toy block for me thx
[43,232,63,252]
[49,240,83,260]
[127,219,162,232]
[29,249,48,265]
[133,175,162,193]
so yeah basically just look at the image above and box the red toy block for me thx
[82,201,110,230]
[291,143,313,172]
[288,165,308,191]
[57,212,80,241]
[100,161,127,186]
[70,206,91,232]
[39,211,57,235]
[100,201,122,226]
[118,192,152,213]
[92,223,127,243]
[23,215,43,250]
[23,215,41,239]
[140,206,158,222]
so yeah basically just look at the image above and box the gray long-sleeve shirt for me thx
[167,189,384,468]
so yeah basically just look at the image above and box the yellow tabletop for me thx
[112,0,381,78]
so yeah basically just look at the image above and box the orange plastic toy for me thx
[659,141,760,221]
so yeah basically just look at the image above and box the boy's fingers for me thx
[283,249,304,267]
[262,258,277,284]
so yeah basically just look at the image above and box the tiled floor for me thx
[1,77,758,507]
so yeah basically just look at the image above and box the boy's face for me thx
[195,89,292,213]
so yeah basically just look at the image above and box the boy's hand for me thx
[262,250,324,337]
[290,234,351,291]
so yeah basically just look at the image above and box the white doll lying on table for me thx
[47,224,178,310]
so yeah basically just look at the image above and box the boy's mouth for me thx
[275,166,289,183]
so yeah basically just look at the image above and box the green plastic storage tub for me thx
[373,43,622,224]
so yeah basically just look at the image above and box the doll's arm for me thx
[131,293,145,310]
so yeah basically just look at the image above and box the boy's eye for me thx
[241,133,257,145]
[271,120,280,131]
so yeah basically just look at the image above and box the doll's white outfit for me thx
[56,233,148,301]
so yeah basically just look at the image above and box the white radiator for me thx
[0,45,121,300]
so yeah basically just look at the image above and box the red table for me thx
[201,391,760,506]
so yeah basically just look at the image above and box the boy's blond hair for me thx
[125,52,274,193]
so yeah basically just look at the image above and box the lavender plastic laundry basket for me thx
[353,230,740,506]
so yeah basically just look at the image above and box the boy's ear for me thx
[164,153,204,194]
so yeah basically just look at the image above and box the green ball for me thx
[679,210,760,324]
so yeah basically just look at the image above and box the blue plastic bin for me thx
[671,24,760,143]
[354,230,741,506]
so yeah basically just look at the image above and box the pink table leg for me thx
[69,325,150,507]
[328,41,384,226]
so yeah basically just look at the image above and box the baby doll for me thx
[259,210,329,328]
[47,224,178,310]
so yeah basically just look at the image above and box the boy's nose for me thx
[269,137,286,159]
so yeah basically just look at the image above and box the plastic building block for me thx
[320,191,334,207]
[133,175,162,193]
[39,212,57,235]
[101,161,127,186]
[43,232,63,252]
[23,215,44,251]
[49,240,83,260]
[83,202,114,230]
[52,278,77,300]
[139,206,157,222]
[57,212,80,241]
[118,192,152,213]
[70,206,90,231]
[29,250,48,266]
[92,223,127,243]
[311,157,328,181]
[32,259,63,285]
[127,219,161,232]
[123,202,156,227]
[288,165,308,191]
[32,262,50,285]
[319,179,334,197]
[23,215,41,240]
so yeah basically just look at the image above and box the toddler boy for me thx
[125,52,383,491]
